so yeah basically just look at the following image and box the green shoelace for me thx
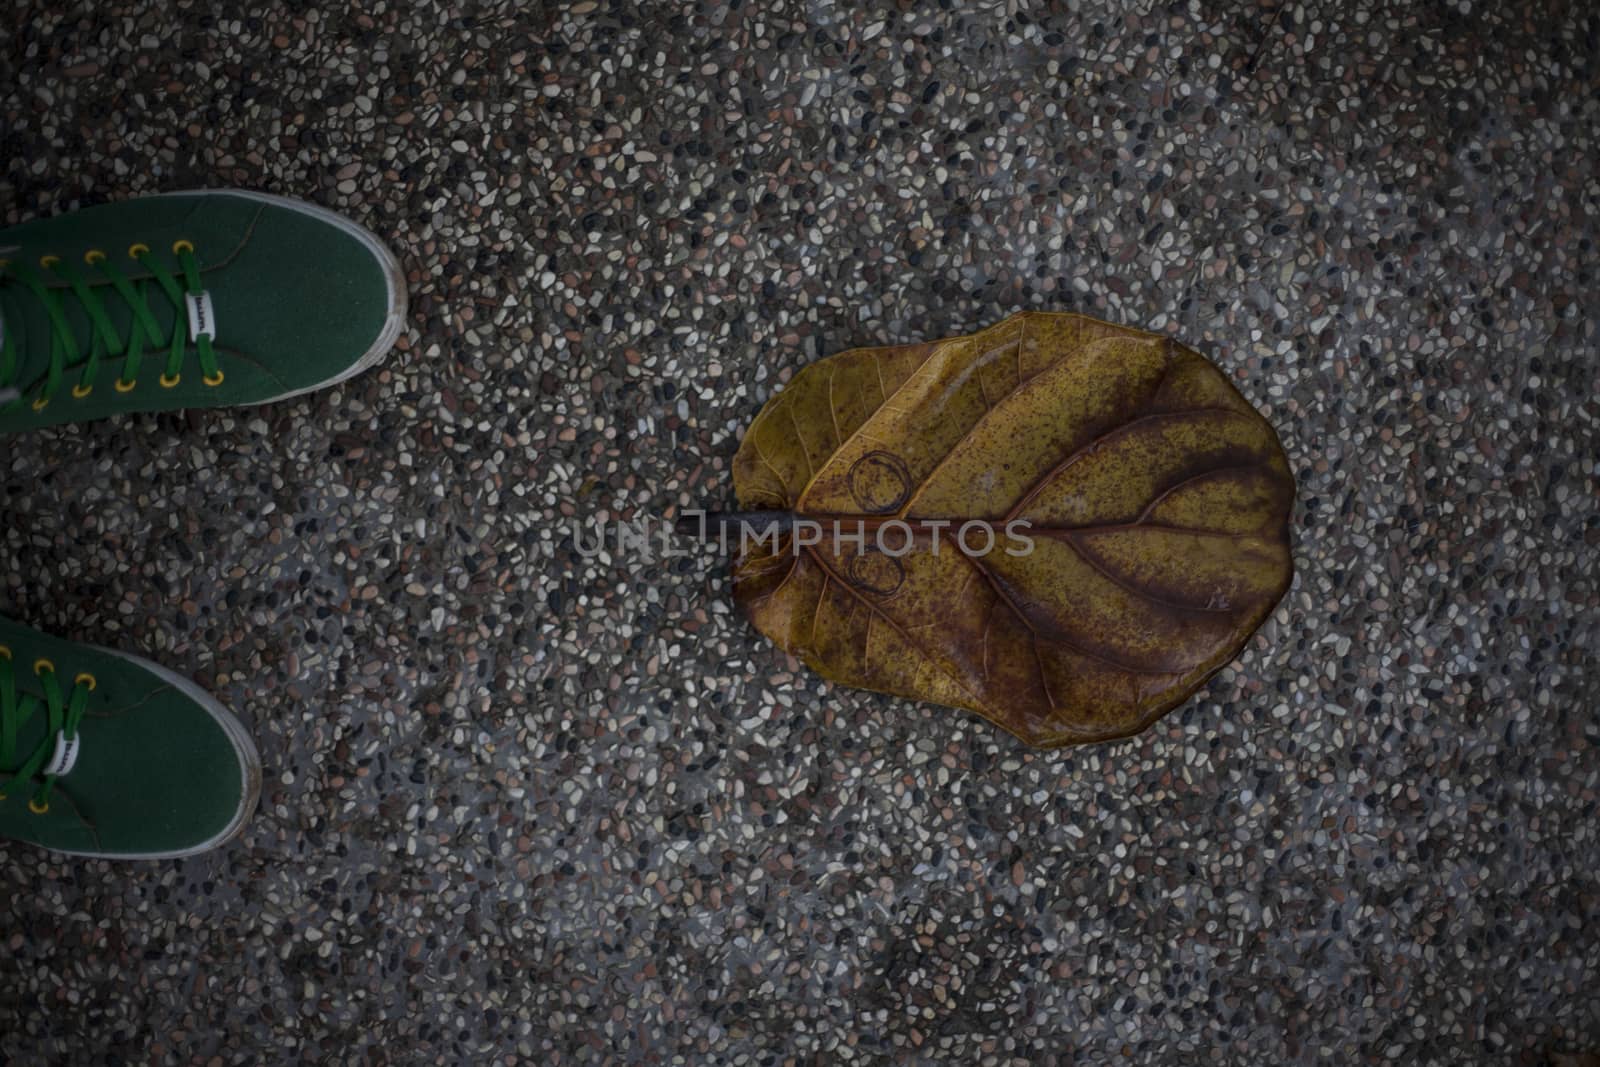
[0,240,223,411]
[0,650,91,814]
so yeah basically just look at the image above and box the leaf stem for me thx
[674,511,998,541]
[674,510,798,541]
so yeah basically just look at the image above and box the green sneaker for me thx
[0,189,405,432]
[0,616,260,859]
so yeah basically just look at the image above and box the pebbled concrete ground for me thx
[1,1,1596,1063]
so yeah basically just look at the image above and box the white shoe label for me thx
[43,731,80,776]
[185,290,216,342]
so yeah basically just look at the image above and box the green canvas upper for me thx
[0,190,403,433]
[0,616,259,858]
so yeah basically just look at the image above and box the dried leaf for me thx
[726,311,1295,748]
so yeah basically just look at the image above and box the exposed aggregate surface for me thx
[1,1,1597,1064]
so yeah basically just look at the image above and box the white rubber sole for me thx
[50,646,263,861]
[158,188,409,405]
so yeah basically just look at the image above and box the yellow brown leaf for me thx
[728,311,1294,748]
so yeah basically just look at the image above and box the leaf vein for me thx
[827,364,843,450]
[1059,531,1238,615]
[1005,405,1251,522]
[749,438,792,502]
[1134,462,1269,524]
[895,338,1021,515]
[968,551,1159,674]
[801,546,987,710]
[808,569,830,651]
[788,406,815,481]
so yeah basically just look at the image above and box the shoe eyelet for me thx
[203,370,225,387]
[33,658,54,677]
[31,396,48,412]
[85,249,107,265]
[0,645,11,660]
[128,242,150,259]
[160,373,181,389]
[28,798,48,815]
[115,378,137,393]
[172,239,195,255]
[72,383,93,399]
[74,672,97,691]
[39,254,61,270]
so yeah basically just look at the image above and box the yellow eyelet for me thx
[39,254,61,269]
[85,249,107,265]
[115,378,137,393]
[160,373,181,389]
[128,242,150,258]
[72,383,93,399]
[33,658,54,676]
[203,370,225,387]
[28,798,48,815]
[31,396,48,412]
[74,672,97,691]
[0,645,11,660]
[172,239,195,255]
[0,794,8,803]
